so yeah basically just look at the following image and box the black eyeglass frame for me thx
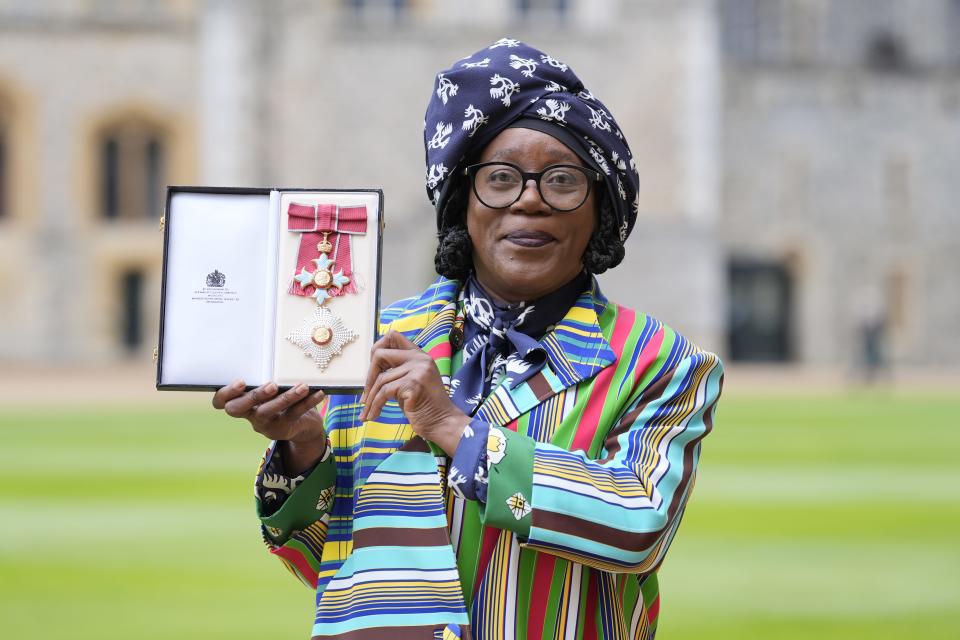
[463,161,602,212]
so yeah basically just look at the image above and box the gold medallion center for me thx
[311,326,333,346]
[313,269,332,288]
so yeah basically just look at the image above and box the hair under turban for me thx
[424,38,640,242]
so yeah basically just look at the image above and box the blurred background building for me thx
[0,0,957,374]
[720,0,960,369]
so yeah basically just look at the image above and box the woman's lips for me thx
[503,231,556,248]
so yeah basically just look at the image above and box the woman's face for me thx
[467,127,597,304]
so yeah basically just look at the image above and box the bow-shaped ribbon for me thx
[287,203,368,299]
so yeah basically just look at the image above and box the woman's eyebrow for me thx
[487,146,579,163]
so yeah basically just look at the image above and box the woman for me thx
[213,40,723,640]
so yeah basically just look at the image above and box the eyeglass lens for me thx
[473,164,591,211]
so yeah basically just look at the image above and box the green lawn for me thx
[1,392,958,639]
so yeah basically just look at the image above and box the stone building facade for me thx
[0,0,956,368]
[0,1,198,362]
[718,0,960,367]
[0,0,723,364]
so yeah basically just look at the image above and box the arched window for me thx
[728,258,794,362]
[516,0,570,22]
[98,118,167,220]
[344,0,408,25]
[119,268,145,351]
[865,30,910,72]
[951,1,960,66]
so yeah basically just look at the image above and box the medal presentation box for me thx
[157,186,383,393]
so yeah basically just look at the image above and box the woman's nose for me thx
[511,179,548,213]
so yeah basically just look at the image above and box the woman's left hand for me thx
[359,330,469,456]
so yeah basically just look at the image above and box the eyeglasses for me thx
[464,161,601,212]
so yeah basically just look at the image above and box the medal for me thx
[287,306,358,371]
[287,202,368,300]
[293,253,351,305]
[285,201,368,371]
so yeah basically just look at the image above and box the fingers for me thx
[222,382,280,418]
[362,348,407,403]
[212,379,246,410]
[360,362,415,422]
[370,330,418,353]
[381,330,418,350]
[364,376,417,425]
[282,389,327,423]
[252,383,311,420]
[361,345,430,404]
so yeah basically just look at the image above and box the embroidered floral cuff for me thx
[255,441,324,515]
[447,417,491,502]
[255,440,337,545]
[477,427,535,540]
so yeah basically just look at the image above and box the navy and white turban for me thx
[424,38,640,242]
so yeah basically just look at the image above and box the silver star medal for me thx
[286,305,358,370]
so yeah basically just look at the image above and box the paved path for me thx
[0,363,205,409]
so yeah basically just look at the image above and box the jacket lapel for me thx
[473,280,616,426]
[409,279,460,383]
[391,277,617,428]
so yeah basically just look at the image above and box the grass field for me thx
[1,391,958,639]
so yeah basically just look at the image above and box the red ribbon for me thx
[287,203,368,298]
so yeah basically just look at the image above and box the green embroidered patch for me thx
[478,428,535,538]
[258,454,337,544]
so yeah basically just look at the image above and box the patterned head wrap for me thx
[424,38,640,242]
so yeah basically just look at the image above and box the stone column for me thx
[198,0,272,185]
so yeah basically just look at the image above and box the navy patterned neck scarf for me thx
[449,271,590,414]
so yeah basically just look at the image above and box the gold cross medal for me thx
[286,306,358,371]
[293,252,351,305]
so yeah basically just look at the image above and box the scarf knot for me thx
[449,272,589,413]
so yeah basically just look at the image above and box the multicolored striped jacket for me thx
[256,277,724,640]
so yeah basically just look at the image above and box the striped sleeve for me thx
[255,435,337,589]
[482,350,724,574]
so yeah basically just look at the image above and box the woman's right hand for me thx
[212,380,328,474]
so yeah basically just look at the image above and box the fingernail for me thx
[233,379,245,389]
[294,384,307,395]
[265,382,278,394]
